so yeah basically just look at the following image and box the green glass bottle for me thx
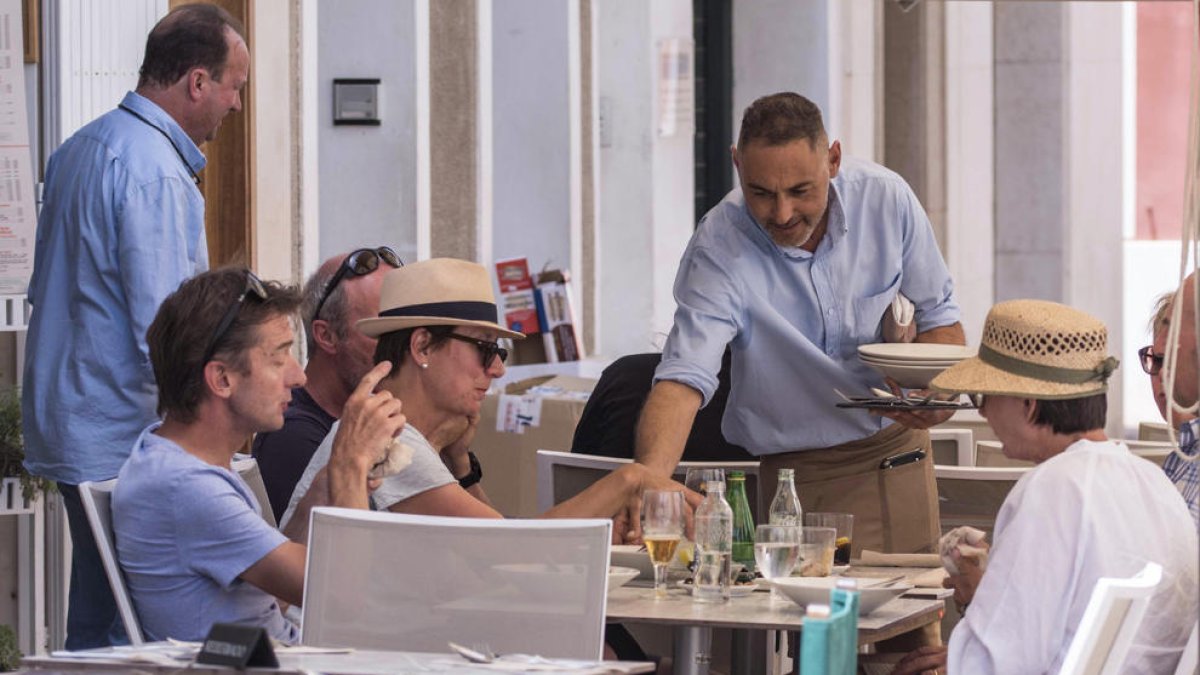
[726,471,756,572]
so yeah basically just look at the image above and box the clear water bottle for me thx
[693,480,733,603]
[768,468,803,527]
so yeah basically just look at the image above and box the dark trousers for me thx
[58,482,128,650]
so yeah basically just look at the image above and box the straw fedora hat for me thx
[356,258,525,340]
[930,300,1119,400]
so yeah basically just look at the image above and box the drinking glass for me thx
[683,468,726,497]
[798,526,837,577]
[642,490,686,599]
[805,512,855,565]
[754,524,801,600]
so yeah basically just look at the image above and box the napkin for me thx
[858,550,942,568]
[882,293,916,343]
[938,526,989,575]
[368,437,416,479]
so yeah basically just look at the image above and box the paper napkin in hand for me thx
[882,293,916,343]
[939,526,989,575]
[368,438,416,479]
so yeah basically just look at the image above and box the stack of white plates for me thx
[857,343,976,388]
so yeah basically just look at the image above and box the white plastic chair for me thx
[78,479,144,645]
[231,454,276,528]
[1174,621,1198,675]
[1138,421,1171,443]
[929,428,975,466]
[301,507,612,659]
[934,465,1029,538]
[1058,562,1164,675]
[975,440,1035,468]
[534,449,760,516]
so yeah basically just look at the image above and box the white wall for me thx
[491,0,575,273]
[317,0,422,264]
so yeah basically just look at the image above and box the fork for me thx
[447,641,495,664]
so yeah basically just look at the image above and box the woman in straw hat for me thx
[893,300,1197,675]
[280,258,654,539]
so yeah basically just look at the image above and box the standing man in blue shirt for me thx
[22,4,249,649]
[634,93,965,555]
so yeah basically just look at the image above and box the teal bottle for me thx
[726,471,756,572]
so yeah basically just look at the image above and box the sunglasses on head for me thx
[1138,345,1164,376]
[445,333,508,369]
[203,270,268,365]
[313,247,403,321]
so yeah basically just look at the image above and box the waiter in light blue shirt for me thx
[634,93,965,556]
[22,4,249,650]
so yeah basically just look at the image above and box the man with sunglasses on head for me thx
[22,4,249,649]
[111,268,405,643]
[1146,274,1199,526]
[251,247,401,521]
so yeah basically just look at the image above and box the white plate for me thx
[859,356,962,367]
[765,577,911,615]
[859,361,954,388]
[610,545,654,579]
[858,343,976,362]
[608,566,640,590]
[677,580,759,597]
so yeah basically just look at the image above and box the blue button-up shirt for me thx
[1163,418,1200,528]
[22,92,208,484]
[656,157,961,454]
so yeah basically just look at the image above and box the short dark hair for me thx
[137,4,246,89]
[148,267,301,424]
[373,326,455,372]
[737,92,827,151]
[1031,393,1107,435]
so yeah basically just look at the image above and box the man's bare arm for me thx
[915,321,966,345]
[634,380,703,477]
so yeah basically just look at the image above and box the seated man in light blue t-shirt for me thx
[112,268,405,643]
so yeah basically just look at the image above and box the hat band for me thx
[978,343,1119,385]
[380,300,499,324]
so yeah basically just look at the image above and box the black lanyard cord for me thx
[117,103,202,187]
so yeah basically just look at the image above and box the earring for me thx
[420,362,429,369]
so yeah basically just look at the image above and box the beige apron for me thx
[759,425,940,555]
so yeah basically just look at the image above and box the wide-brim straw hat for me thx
[930,299,1119,400]
[356,258,525,340]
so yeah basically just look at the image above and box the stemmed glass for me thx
[754,524,801,601]
[684,468,725,497]
[642,490,686,600]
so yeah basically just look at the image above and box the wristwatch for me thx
[457,451,483,489]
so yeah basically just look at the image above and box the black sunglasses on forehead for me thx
[313,247,403,321]
[202,270,268,365]
[1138,345,1164,376]
[445,333,509,369]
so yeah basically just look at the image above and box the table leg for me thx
[672,626,712,675]
[731,628,767,673]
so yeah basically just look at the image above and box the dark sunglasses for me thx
[445,333,508,369]
[313,247,403,321]
[203,270,268,364]
[1138,345,1164,376]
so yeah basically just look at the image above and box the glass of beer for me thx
[805,512,855,565]
[642,490,686,599]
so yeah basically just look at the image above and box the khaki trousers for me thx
[759,425,940,555]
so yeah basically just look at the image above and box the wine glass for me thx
[754,524,801,601]
[684,468,725,497]
[642,490,686,600]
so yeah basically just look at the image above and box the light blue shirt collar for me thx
[118,91,207,176]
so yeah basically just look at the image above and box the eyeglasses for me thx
[445,333,508,369]
[202,270,268,365]
[313,247,403,321]
[1138,345,1164,376]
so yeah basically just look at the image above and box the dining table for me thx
[605,565,952,675]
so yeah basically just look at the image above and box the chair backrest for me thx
[231,454,277,528]
[1173,620,1198,675]
[78,479,144,645]
[975,440,1035,468]
[934,465,1030,539]
[1124,440,1175,468]
[929,428,975,466]
[1138,421,1171,443]
[800,588,859,675]
[1058,562,1164,675]
[535,450,761,518]
[301,507,612,659]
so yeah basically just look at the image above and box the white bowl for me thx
[765,577,911,615]
[610,545,654,579]
[608,566,640,590]
[859,361,953,388]
[858,343,976,362]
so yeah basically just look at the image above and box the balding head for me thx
[302,252,390,396]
